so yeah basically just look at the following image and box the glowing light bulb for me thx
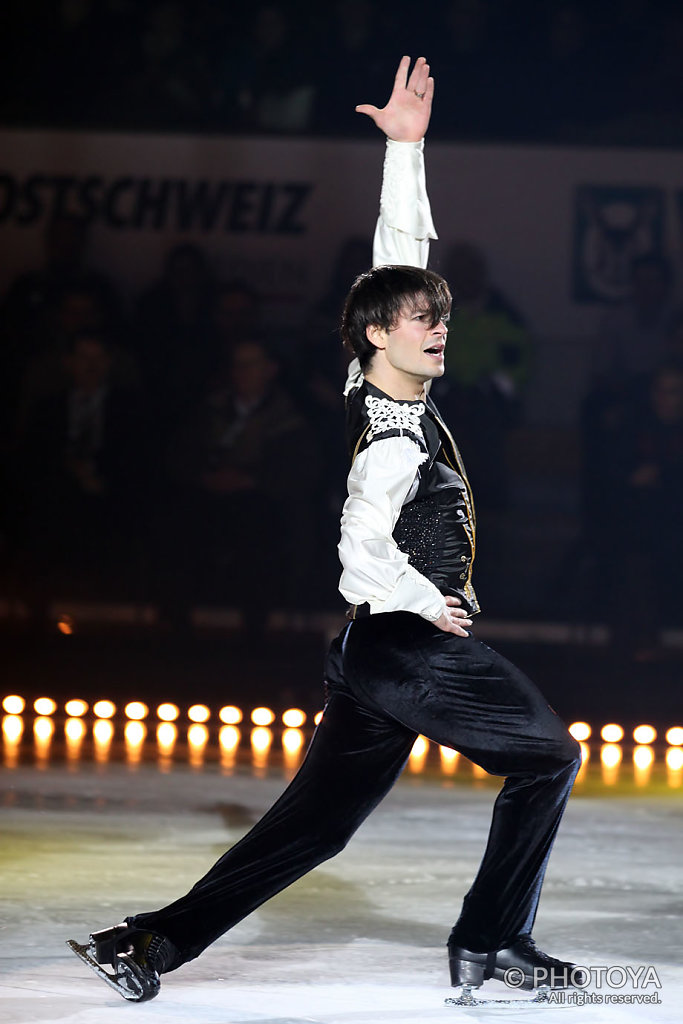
[188,704,210,724]
[219,705,242,725]
[569,721,591,742]
[665,727,683,747]
[2,695,25,715]
[600,723,624,743]
[633,725,656,745]
[64,699,88,717]
[57,615,74,635]
[282,708,306,728]
[93,700,116,719]
[157,703,179,722]
[251,707,275,726]
[34,697,57,716]
[314,711,323,725]
[125,702,148,721]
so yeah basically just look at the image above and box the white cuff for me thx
[380,139,438,241]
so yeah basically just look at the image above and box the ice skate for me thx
[67,921,177,1002]
[446,935,587,1006]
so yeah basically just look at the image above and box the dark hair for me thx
[340,265,452,370]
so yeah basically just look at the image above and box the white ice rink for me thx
[2,755,682,1024]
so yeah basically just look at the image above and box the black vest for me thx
[345,380,480,617]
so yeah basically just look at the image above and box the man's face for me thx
[372,304,449,385]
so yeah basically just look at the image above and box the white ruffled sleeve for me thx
[338,435,448,621]
[372,138,437,271]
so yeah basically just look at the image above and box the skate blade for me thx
[66,939,157,1002]
[446,984,551,1006]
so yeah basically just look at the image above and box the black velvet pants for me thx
[132,613,581,970]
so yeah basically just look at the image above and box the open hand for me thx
[434,595,472,637]
[356,55,434,143]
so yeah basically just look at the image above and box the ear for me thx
[366,323,388,350]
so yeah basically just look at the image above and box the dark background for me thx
[2,0,683,723]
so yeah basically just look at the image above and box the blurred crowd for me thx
[1,211,682,653]
[4,0,683,146]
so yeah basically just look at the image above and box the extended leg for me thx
[129,687,416,969]
[342,614,581,954]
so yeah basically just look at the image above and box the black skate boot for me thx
[67,921,178,1002]
[446,934,588,1006]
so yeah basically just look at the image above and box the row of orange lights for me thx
[1,696,318,729]
[3,698,682,747]
[566,721,683,746]
[4,716,683,782]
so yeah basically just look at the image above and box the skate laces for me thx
[516,936,570,968]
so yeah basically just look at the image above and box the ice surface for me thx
[1,761,681,1023]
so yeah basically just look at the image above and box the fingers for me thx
[406,56,427,93]
[424,75,435,114]
[393,54,411,94]
[435,598,473,635]
[355,103,379,120]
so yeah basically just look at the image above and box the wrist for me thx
[386,136,424,147]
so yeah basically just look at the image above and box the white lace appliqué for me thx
[365,395,425,443]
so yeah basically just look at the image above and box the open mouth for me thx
[424,344,445,356]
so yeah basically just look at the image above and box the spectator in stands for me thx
[594,361,683,654]
[113,1,211,129]
[594,252,676,382]
[211,280,262,350]
[431,241,532,510]
[582,252,677,548]
[219,4,315,133]
[13,330,148,617]
[0,217,119,428]
[159,336,321,635]
[15,279,136,432]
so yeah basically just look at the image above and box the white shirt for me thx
[338,139,449,623]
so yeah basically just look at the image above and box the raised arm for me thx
[357,56,437,270]
[343,57,439,395]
